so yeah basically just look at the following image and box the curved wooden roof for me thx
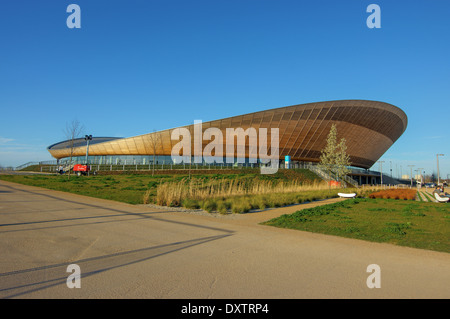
[48,100,407,169]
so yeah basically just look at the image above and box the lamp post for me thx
[390,161,392,178]
[85,135,92,164]
[408,165,415,188]
[378,161,385,186]
[437,154,444,186]
[417,167,423,186]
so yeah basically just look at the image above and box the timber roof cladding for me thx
[47,137,122,150]
[47,100,407,169]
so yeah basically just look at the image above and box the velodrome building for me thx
[47,100,407,170]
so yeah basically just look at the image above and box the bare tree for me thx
[63,119,85,179]
[148,130,162,176]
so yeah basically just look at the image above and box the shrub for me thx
[143,189,152,204]
[231,198,252,214]
[182,198,200,209]
[249,196,267,210]
[217,201,229,214]
[201,199,217,213]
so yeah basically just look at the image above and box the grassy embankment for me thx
[1,168,341,210]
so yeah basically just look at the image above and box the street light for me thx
[437,154,444,186]
[417,167,424,186]
[85,135,93,164]
[378,161,385,185]
[390,161,392,178]
[408,165,415,188]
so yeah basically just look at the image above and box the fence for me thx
[0,166,15,171]
[305,163,359,187]
[37,162,273,173]
[15,160,58,171]
[16,160,411,188]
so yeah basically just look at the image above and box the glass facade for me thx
[58,155,295,168]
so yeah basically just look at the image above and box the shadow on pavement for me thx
[0,233,231,298]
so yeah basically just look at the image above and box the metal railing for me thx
[36,162,274,173]
[15,160,58,171]
[15,162,39,170]
[16,159,405,187]
[305,163,359,187]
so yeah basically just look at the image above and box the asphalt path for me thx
[0,180,449,299]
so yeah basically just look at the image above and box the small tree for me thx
[334,137,351,183]
[318,124,351,186]
[63,119,85,179]
[318,124,338,181]
[148,130,162,176]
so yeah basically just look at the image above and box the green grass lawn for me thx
[262,198,450,253]
[0,174,158,204]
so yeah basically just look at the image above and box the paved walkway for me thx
[418,186,449,202]
[0,180,449,299]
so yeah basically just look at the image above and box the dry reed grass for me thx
[155,178,332,206]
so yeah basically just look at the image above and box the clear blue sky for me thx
[0,0,449,178]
